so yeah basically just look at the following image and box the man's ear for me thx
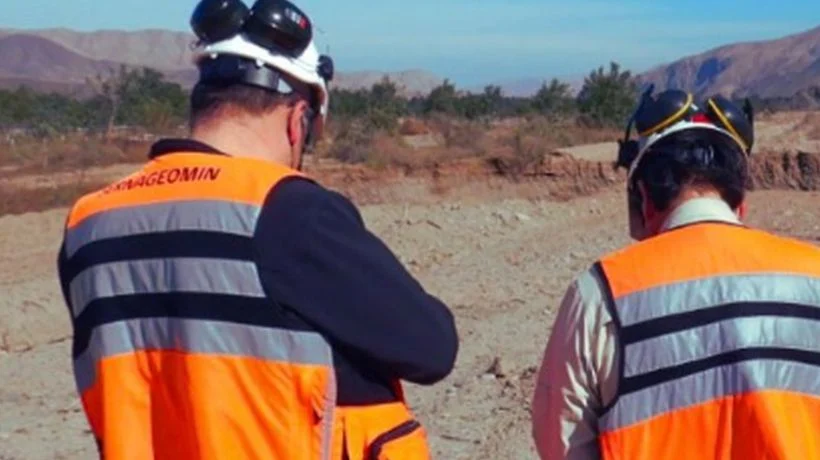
[286,100,308,147]
[736,200,748,220]
[637,181,654,221]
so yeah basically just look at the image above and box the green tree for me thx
[424,79,459,115]
[118,67,188,132]
[329,88,369,119]
[576,62,638,127]
[531,78,576,117]
[86,66,187,136]
[363,76,406,131]
[88,64,133,138]
[460,85,504,120]
[0,87,98,134]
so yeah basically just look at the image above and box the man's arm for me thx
[56,240,74,318]
[531,268,619,459]
[253,178,458,385]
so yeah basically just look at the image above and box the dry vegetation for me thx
[0,135,155,215]
[318,116,620,171]
[1,112,819,218]
[0,134,149,176]
[0,115,623,216]
[804,111,820,140]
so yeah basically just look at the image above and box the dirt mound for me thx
[318,149,820,207]
[749,151,820,191]
[3,149,819,219]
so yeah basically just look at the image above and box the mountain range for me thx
[637,25,820,99]
[0,25,818,99]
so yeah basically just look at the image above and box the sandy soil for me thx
[1,174,818,459]
[1,111,818,458]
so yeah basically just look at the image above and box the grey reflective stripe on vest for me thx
[73,318,334,394]
[321,370,337,460]
[601,271,820,433]
[600,360,820,431]
[624,316,820,378]
[615,273,820,327]
[65,199,261,258]
[69,258,265,318]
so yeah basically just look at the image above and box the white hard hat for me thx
[189,0,334,143]
[192,33,331,120]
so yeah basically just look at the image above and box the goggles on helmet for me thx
[190,0,334,103]
[189,0,335,148]
[616,84,755,186]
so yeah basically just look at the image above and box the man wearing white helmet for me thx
[55,1,458,459]
[530,86,820,459]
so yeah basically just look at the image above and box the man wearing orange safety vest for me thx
[55,1,458,458]
[531,85,820,459]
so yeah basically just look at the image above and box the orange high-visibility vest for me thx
[62,152,430,460]
[594,221,820,460]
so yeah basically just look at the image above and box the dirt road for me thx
[1,178,818,459]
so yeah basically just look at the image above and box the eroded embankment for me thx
[1,150,819,217]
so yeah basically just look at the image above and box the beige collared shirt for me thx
[531,198,742,459]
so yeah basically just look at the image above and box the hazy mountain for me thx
[0,34,121,95]
[0,28,196,71]
[468,76,585,97]
[1,25,818,99]
[637,25,820,98]
[0,29,443,96]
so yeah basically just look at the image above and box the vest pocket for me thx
[367,420,427,460]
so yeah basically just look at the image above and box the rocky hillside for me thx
[1,25,818,99]
[638,25,820,98]
[0,28,196,71]
[0,28,444,96]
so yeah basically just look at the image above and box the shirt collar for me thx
[660,197,742,232]
[148,138,227,159]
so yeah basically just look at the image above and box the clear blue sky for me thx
[3,0,818,86]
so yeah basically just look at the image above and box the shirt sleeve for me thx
[56,239,74,317]
[253,178,459,385]
[531,268,620,460]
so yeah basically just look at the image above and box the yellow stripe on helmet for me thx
[638,93,694,137]
[707,98,749,153]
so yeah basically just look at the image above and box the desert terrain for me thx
[0,112,819,459]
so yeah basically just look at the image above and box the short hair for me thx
[189,82,294,130]
[631,128,749,212]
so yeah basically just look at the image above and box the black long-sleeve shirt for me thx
[57,139,459,405]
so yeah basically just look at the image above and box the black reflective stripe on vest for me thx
[592,262,626,414]
[62,230,255,283]
[69,258,266,318]
[65,199,260,258]
[64,200,331,361]
[614,273,820,328]
[599,270,820,432]
[72,292,318,358]
[616,273,820,394]
[601,359,820,432]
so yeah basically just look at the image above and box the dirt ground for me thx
[0,112,819,459]
[0,176,818,459]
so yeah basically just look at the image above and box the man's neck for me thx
[190,120,291,166]
[660,195,741,232]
